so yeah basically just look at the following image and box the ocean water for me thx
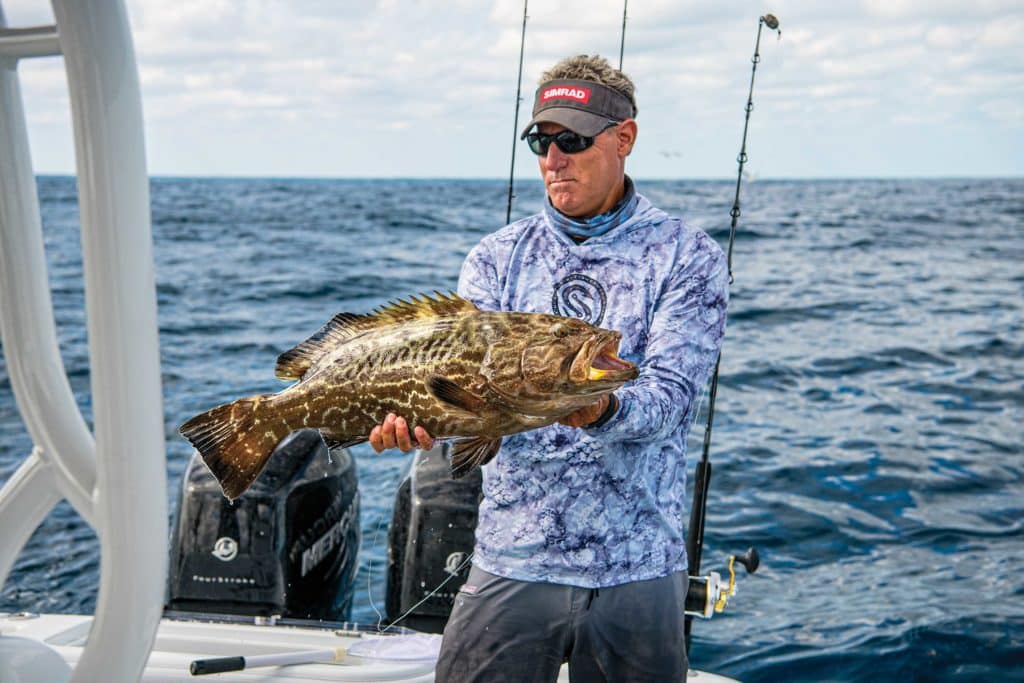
[1,176,1021,681]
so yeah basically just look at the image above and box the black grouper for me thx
[180,292,638,500]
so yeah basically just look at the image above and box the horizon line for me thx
[33,173,1024,182]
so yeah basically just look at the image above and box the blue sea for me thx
[1,176,1021,681]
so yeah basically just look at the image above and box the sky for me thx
[4,0,1023,179]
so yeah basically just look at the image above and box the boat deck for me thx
[2,612,738,682]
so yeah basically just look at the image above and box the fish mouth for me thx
[572,333,638,385]
[588,341,636,380]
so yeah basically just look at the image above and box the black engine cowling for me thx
[167,429,360,620]
[385,444,482,633]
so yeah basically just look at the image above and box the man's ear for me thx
[617,119,638,157]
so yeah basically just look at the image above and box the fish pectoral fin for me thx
[320,432,367,451]
[427,376,487,415]
[449,437,502,479]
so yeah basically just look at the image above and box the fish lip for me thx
[572,331,638,384]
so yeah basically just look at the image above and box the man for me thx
[370,55,728,682]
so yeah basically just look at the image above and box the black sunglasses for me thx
[526,121,620,156]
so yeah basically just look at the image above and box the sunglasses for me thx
[526,121,620,156]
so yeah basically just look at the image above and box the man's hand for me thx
[369,413,435,453]
[557,395,611,429]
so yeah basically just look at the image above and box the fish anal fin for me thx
[427,376,487,414]
[275,312,371,380]
[450,437,501,479]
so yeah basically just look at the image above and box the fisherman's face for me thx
[536,120,637,219]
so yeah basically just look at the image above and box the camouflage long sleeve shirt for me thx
[457,191,728,588]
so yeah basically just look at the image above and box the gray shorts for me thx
[434,566,689,683]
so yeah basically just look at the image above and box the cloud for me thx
[862,0,1020,20]
[3,0,1022,177]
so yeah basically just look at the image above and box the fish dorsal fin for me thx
[275,292,477,381]
[275,312,375,380]
[372,291,478,324]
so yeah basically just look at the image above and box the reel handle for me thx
[734,547,760,574]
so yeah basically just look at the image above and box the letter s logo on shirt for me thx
[552,274,607,326]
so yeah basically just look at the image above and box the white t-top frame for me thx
[0,1,167,681]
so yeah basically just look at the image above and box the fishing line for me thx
[362,444,425,630]
[367,501,390,631]
[366,444,473,634]
[379,551,475,634]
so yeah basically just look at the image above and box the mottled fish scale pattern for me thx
[180,293,637,500]
[305,319,483,435]
[456,193,729,588]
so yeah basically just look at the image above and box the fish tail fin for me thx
[179,394,284,500]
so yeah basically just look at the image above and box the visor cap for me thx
[520,78,635,139]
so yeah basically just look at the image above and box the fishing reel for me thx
[685,547,759,619]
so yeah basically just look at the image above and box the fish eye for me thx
[550,322,573,338]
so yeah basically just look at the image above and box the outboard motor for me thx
[386,444,481,633]
[167,429,360,620]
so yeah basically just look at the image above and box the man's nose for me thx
[543,143,569,169]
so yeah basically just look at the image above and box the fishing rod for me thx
[505,0,627,220]
[683,12,780,654]
[618,0,628,70]
[504,0,529,226]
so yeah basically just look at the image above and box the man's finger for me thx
[558,407,583,427]
[369,425,383,453]
[381,414,398,449]
[395,417,413,451]
[414,426,434,450]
